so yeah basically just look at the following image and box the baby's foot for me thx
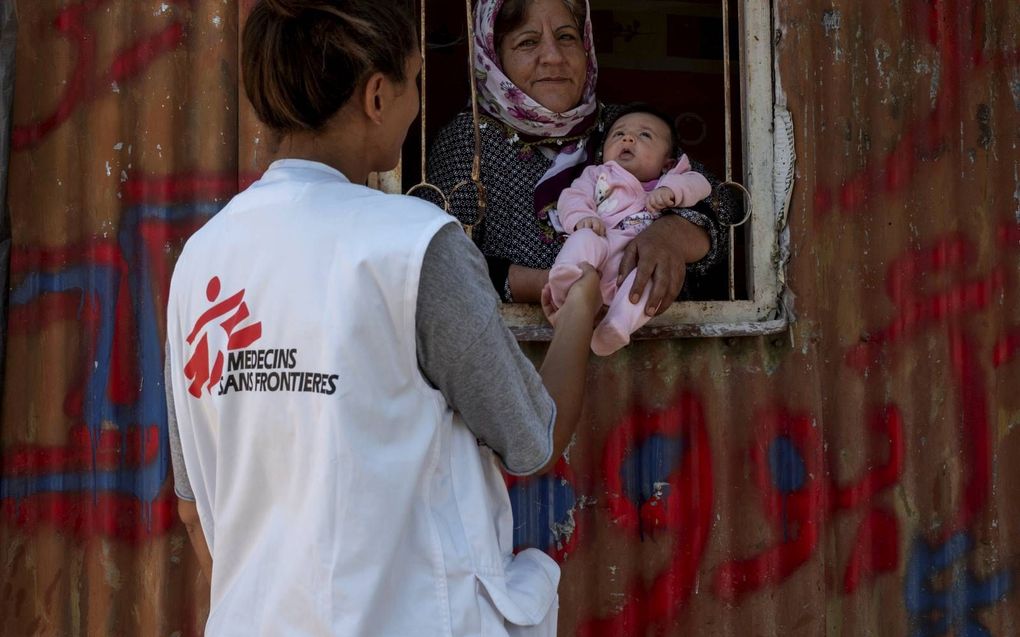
[591,321,630,356]
[547,264,583,309]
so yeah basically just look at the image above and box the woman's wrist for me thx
[559,288,602,321]
[652,214,709,264]
[507,264,550,303]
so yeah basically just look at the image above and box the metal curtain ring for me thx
[718,180,753,227]
[449,178,487,216]
[405,182,450,212]
[448,179,487,238]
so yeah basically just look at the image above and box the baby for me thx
[547,106,712,356]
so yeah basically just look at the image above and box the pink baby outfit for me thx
[549,156,711,355]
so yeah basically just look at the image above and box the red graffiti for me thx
[602,392,712,538]
[1,491,178,543]
[129,173,260,307]
[843,508,900,593]
[845,234,1006,371]
[713,405,903,601]
[4,424,160,476]
[1,172,241,542]
[11,0,188,151]
[849,221,1019,535]
[579,392,713,636]
[845,223,1017,544]
[8,240,137,413]
[122,173,259,208]
[814,0,1017,218]
[946,329,991,534]
[992,329,1020,368]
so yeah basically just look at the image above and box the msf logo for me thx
[183,276,263,398]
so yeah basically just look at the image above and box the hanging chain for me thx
[448,0,488,239]
[404,0,488,240]
[721,0,752,301]
[404,0,448,206]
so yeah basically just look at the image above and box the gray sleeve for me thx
[416,224,556,475]
[165,345,195,501]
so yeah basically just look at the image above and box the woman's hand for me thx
[541,263,602,327]
[618,216,710,316]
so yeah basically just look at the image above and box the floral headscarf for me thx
[474,0,602,239]
[473,0,599,137]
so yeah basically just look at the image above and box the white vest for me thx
[167,160,559,636]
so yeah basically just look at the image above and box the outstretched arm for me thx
[534,264,601,473]
[417,226,600,476]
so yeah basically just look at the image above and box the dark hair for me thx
[604,102,679,156]
[494,0,587,52]
[242,0,417,133]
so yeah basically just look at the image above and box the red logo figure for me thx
[183,276,262,397]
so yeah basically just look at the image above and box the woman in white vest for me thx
[164,1,601,635]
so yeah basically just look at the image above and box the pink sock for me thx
[591,319,631,356]
[547,262,584,309]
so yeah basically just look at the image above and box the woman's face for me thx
[497,0,587,114]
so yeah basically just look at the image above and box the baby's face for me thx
[602,112,674,182]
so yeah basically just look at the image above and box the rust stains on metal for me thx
[2,0,1020,635]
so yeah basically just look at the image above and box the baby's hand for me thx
[646,187,676,212]
[575,216,606,236]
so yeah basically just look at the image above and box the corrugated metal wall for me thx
[2,0,1018,635]
[0,0,16,445]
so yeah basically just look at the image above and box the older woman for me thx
[428,0,735,310]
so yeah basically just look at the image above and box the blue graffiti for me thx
[0,202,219,508]
[620,433,685,506]
[767,434,807,542]
[508,474,577,555]
[904,532,1013,637]
[767,435,806,493]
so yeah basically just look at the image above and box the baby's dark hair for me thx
[604,103,679,155]
[242,0,417,133]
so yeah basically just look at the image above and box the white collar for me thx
[265,158,350,183]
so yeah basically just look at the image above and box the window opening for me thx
[401,0,791,339]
